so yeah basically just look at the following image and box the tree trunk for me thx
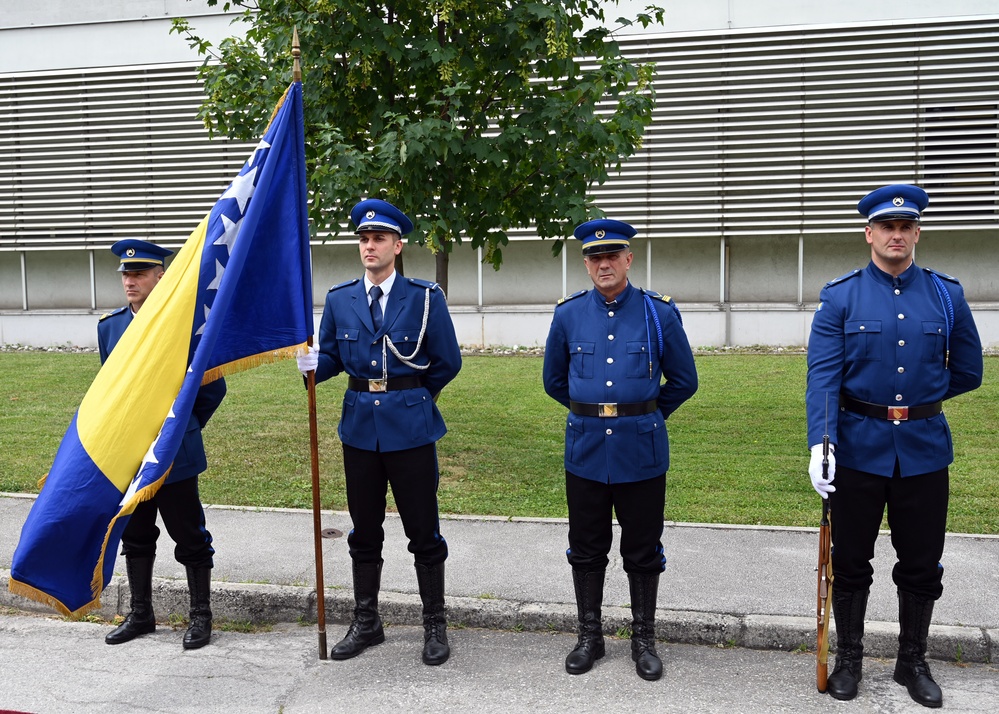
[435,250,449,297]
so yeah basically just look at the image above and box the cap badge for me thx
[893,197,904,207]
[595,230,606,239]
[126,249,135,257]
[365,210,376,219]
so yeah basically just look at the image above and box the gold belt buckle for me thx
[889,405,908,421]
[599,403,618,418]
[368,379,387,393]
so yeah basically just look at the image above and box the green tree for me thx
[173,1,663,294]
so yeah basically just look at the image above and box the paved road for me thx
[1,612,997,714]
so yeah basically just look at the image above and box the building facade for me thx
[2,1,998,347]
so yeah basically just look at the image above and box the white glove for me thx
[808,444,836,499]
[296,345,319,375]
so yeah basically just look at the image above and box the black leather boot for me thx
[827,588,869,700]
[330,560,385,660]
[415,562,450,665]
[565,569,605,675]
[105,556,157,645]
[894,590,943,708]
[182,566,213,650]
[629,572,663,681]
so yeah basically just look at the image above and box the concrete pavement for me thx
[1,614,997,714]
[2,492,997,666]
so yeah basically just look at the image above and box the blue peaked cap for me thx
[857,184,929,222]
[111,239,173,272]
[350,198,414,236]
[573,218,637,256]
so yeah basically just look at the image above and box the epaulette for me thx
[98,306,128,322]
[640,288,674,304]
[924,267,960,284]
[407,277,440,291]
[641,288,682,325]
[556,289,588,306]
[826,269,862,287]
[329,278,359,292]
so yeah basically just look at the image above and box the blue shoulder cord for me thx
[928,272,954,369]
[643,293,665,379]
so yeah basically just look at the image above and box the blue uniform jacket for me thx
[97,307,227,483]
[543,283,699,484]
[806,261,982,477]
[314,276,462,453]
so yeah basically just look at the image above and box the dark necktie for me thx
[369,285,384,331]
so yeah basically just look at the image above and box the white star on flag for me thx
[207,259,225,291]
[220,166,257,213]
[248,139,271,167]
[194,304,211,336]
[215,214,242,255]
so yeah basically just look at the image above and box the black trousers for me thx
[829,463,948,600]
[342,442,448,567]
[565,471,666,575]
[121,476,214,569]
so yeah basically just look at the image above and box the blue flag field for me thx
[8,82,313,616]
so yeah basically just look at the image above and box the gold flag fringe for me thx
[10,467,169,617]
[201,343,307,385]
[89,468,170,602]
[36,472,48,491]
[7,577,80,618]
[265,84,292,131]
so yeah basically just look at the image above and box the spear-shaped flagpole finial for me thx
[292,26,301,83]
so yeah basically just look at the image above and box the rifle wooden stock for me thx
[816,434,833,692]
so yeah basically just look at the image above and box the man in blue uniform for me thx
[297,199,462,665]
[806,184,983,707]
[99,239,227,649]
[543,218,698,681]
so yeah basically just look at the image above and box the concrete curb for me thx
[3,570,992,664]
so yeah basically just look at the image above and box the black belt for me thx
[569,400,658,418]
[347,376,423,393]
[840,394,942,421]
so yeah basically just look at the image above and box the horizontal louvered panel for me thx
[2,19,998,249]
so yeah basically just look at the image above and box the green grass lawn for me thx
[1,352,996,534]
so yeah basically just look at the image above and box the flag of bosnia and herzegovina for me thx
[8,81,313,616]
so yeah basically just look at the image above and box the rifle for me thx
[816,430,833,692]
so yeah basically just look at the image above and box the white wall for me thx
[611,0,999,33]
[0,1,241,73]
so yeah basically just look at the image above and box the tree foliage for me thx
[173,0,663,290]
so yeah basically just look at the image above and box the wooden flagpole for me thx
[295,26,328,661]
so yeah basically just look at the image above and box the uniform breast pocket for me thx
[627,341,653,378]
[389,329,423,359]
[337,327,359,363]
[921,321,947,363]
[569,341,595,378]
[844,320,882,362]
